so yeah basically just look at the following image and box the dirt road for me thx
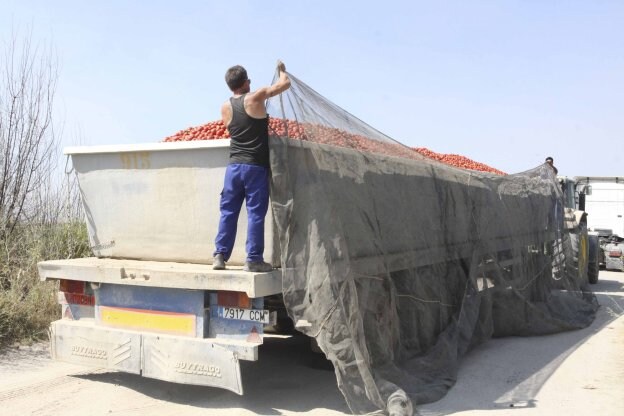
[1,271,622,416]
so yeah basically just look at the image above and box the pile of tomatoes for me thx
[413,147,506,175]
[163,120,230,141]
[163,118,505,175]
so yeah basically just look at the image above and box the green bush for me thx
[0,221,91,347]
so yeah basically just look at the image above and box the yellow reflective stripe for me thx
[99,306,196,336]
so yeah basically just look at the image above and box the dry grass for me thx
[0,221,90,347]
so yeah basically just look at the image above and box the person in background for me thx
[545,156,559,174]
[213,61,291,272]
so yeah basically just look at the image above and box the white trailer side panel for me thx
[65,141,279,266]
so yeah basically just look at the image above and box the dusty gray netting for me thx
[265,73,598,415]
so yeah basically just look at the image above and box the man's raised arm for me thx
[253,60,291,101]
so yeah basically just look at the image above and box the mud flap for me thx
[50,320,141,374]
[142,334,243,394]
[50,320,246,394]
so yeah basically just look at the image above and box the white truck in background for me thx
[575,176,624,272]
[577,177,624,237]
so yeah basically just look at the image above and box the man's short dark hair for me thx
[225,65,248,91]
[545,157,554,163]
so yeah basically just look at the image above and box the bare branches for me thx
[0,28,90,347]
[0,29,59,238]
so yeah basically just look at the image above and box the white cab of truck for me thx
[576,177,624,237]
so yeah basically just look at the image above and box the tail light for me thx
[608,250,622,258]
[217,290,252,309]
[58,279,95,306]
[59,279,86,294]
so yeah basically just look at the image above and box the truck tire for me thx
[588,234,600,284]
[569,220,589,283]
[588,260,599,284]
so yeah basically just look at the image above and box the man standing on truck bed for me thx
[213,61,291,272]
[545,156,559,174]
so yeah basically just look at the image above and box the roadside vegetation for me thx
[0,31,90,347]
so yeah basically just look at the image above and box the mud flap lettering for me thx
[142,335,243,394]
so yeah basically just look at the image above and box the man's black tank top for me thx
[227,94,270,167]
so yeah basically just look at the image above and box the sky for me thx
[1,0,623,176]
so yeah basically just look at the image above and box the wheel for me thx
[570,221,589,283]
[588,260,599,284]
[588,234,600,284]
[263,294,295,334]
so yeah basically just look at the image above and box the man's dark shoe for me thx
[213,253,225,270]
[243,261,273,273]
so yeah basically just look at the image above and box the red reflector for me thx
[608,251,622,257]
[58,292,95,306]
[217,291,251,309]
[59,279,85,294]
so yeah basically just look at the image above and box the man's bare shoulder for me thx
[221,100,233,125]
[247,88,271,102]
[221,100,232,114]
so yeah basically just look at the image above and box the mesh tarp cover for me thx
[265,74,598,415]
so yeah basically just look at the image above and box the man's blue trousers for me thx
[214,163,269,263]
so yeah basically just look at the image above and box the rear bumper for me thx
[50,319,259,394]
[605,256,624,271]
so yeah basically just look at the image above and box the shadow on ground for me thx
[75,332,348,415]
[69,274,623,416]
[417,273,624,415]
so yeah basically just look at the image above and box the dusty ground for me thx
[0,271,622,416]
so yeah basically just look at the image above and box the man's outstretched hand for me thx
[277,60,286,73]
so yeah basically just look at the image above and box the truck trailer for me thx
[37,74,598,415]
[37,138,594,398]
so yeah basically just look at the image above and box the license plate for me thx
[217,307,270,324]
